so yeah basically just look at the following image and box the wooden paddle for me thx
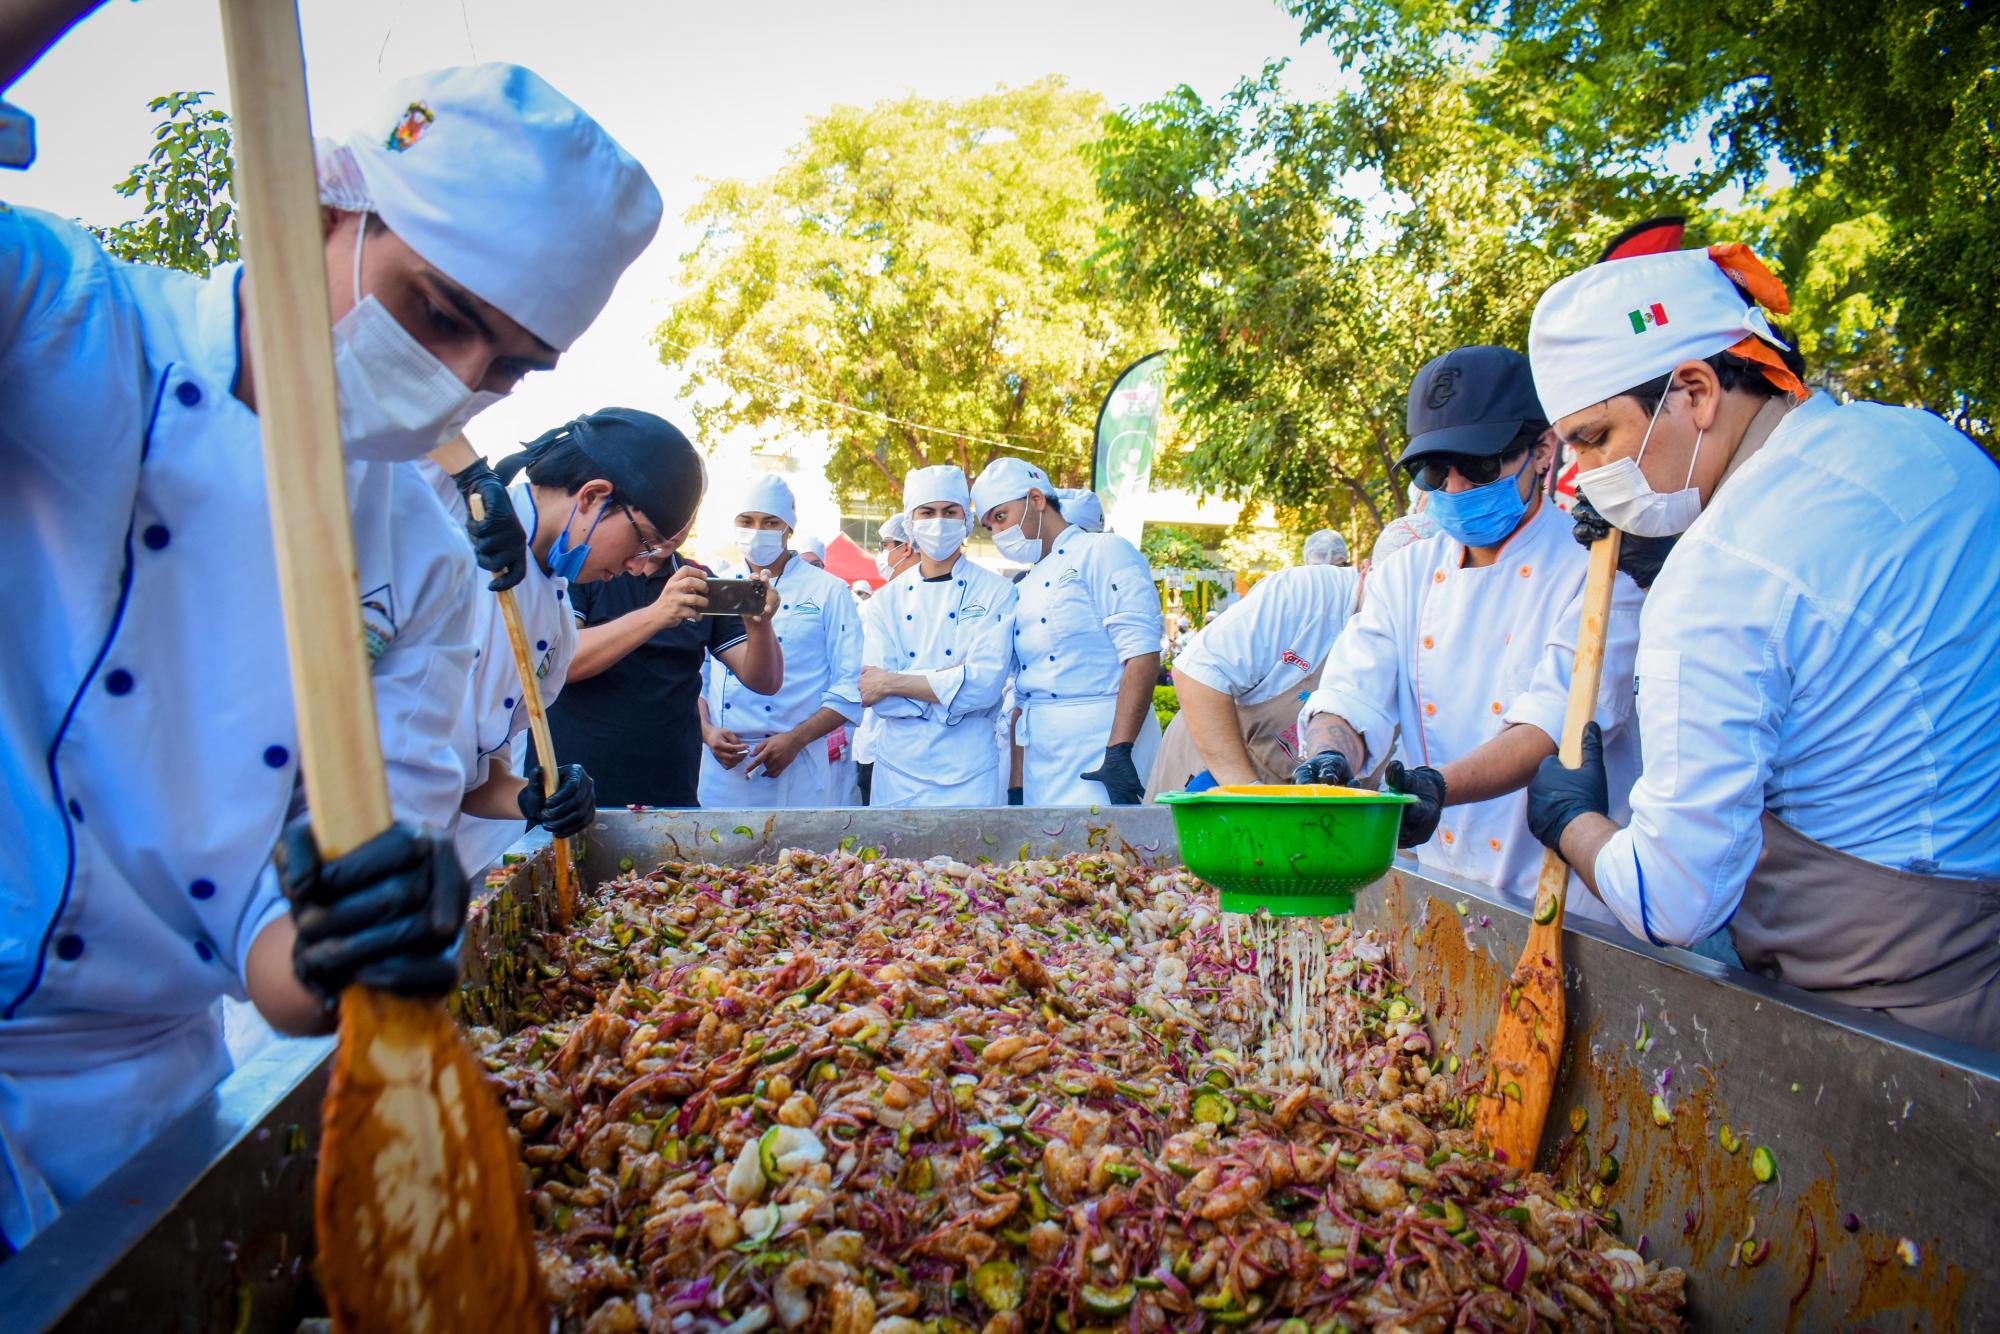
[218,3,542,1328]
[457,469,580,927]
[1475,528,1622,1170]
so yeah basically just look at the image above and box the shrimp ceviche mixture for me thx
[471,849,1686,1333]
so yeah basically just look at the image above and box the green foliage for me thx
[1153,684,1181,730]
[1218,524,1299,573]
[658,79,1165,505]
[93,92,238,276]
[1140,525,1214,571]
[1288,0,1998,444]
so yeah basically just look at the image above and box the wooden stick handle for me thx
[466,488,577,923]
[220,0,389,856]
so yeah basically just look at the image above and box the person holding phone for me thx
[698,474,863,807]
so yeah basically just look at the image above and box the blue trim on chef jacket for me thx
[7,362,176,1017]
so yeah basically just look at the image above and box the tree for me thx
[1141,525,1214,571]
[1289,0,1998,444]
[658,79,1166,505]
[93,91,238,276]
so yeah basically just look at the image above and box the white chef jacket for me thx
[419,464,579,878]
[1593,393,2000,945]
[1012,529,1165,804]
[862,555,1019,806]
[698,554,862,807]
[1174,564,1361,706]
[0,208,477,1245]
[1299,499,1641,918]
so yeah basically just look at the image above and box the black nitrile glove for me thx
[279,821,468,1002]
[1384,760,1447,849]
[1006,786,1024,806]
[1527,721,1609,852]
[1293,749,1355,787]
[1571,495,1678,591]
[519,758,596,837]
[452,458,528,592]
[1080,742,1145,805]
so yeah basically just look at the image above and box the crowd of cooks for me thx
[3,19,1998,1257]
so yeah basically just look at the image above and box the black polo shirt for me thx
[547,557,748,807]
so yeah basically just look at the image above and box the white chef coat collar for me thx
[187,263,248,396]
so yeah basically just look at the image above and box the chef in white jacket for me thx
[1147,560,1362,795]
[852,514,913,804]
[425,409,707,879]
[1296,346,1641,920]
[0,53,660,1247]
[1524,244,2000,1047]
[859,466,1019,806]
[972,458,1164,805]
[698,475,864,807]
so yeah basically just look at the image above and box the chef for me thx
[1294,346,1642,918]
[1523,244,2000,1046]
[428,408,708,876]
[972,458,1164,805]
[0,50,659,1247]
[698,475,863,807]
[860,466,1019,806]
[1146,557,1361,795]
[851,514,913,803]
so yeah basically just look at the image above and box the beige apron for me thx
[1146,669,1324,799]
[1731,814,2000,1049]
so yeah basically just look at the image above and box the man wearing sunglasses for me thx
[1295,346,1643,919]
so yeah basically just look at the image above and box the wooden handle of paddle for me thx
[463,480,578,926]
[219,0,388,855]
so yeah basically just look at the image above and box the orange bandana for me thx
[1706,244,1808,399]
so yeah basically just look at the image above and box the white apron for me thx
[697,731,835,808]
[1018,697,1163,806]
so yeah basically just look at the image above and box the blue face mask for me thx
[1424,463,1532,548]
[547,498,608,582]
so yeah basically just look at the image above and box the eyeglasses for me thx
[1406,443,1530,493]
[621,505,664,560]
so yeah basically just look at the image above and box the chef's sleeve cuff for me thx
[921,666,965,714]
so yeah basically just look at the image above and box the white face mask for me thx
[1575,386,1705,538]
[909,516,968,562]
[736,526,786,568]
[991,502,1045,565]
[874,550,900,581]
[332,219,502,463]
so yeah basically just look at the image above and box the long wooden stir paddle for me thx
[1476,528,1622,1170]
[460,478,580,927]
[218,3,542,1329]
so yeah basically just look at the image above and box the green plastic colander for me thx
[1157,784,1416,916]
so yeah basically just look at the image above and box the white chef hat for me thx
[1302,529,1348,565]
[795,532,826,560]
[734,474,797,528]
[314,64,661,352]
[902,465,971,516]
[879,513,910,545]
[970,457,1054,522]
[1530,244,1806,424]
[1053,488,1105,532]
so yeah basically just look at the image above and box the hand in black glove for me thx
[1293,749,1355,787]
[1570,495,1678,591]
[1006,786,1024,806]
[1527,720,1609,852]
[1080,742,1145,805]
[452,459,528,592]
[1384,760,1447,848]
[279,821,469,1002]
[518,757,596,837]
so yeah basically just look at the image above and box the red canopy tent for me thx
[823,531,882,589]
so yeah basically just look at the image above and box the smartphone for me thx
[701,576,768,618]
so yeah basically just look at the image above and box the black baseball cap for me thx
[1397,345,1548,469]
[510,407,708,538]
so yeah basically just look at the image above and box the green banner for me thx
[1091,351,1168,538]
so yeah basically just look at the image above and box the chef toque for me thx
[880,513,910,545]
[314,63,661,352]
[902,465,971,517]
[734,474,797,528]
[1530,244,1806,424]
[1053,488,1105,532]
[969,457,1054,523]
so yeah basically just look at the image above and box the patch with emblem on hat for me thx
[385,101,434,152]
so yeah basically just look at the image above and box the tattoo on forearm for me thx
[1304,714,1366,770]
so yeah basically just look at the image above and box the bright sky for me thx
[8,0,1343,547]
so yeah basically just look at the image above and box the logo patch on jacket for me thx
[1057,567,1083,586]
[1281,649,1313,672]
[359,584,399,661]
[386,102,434,152]
[793,598,822,617]
[961,604,987,620]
